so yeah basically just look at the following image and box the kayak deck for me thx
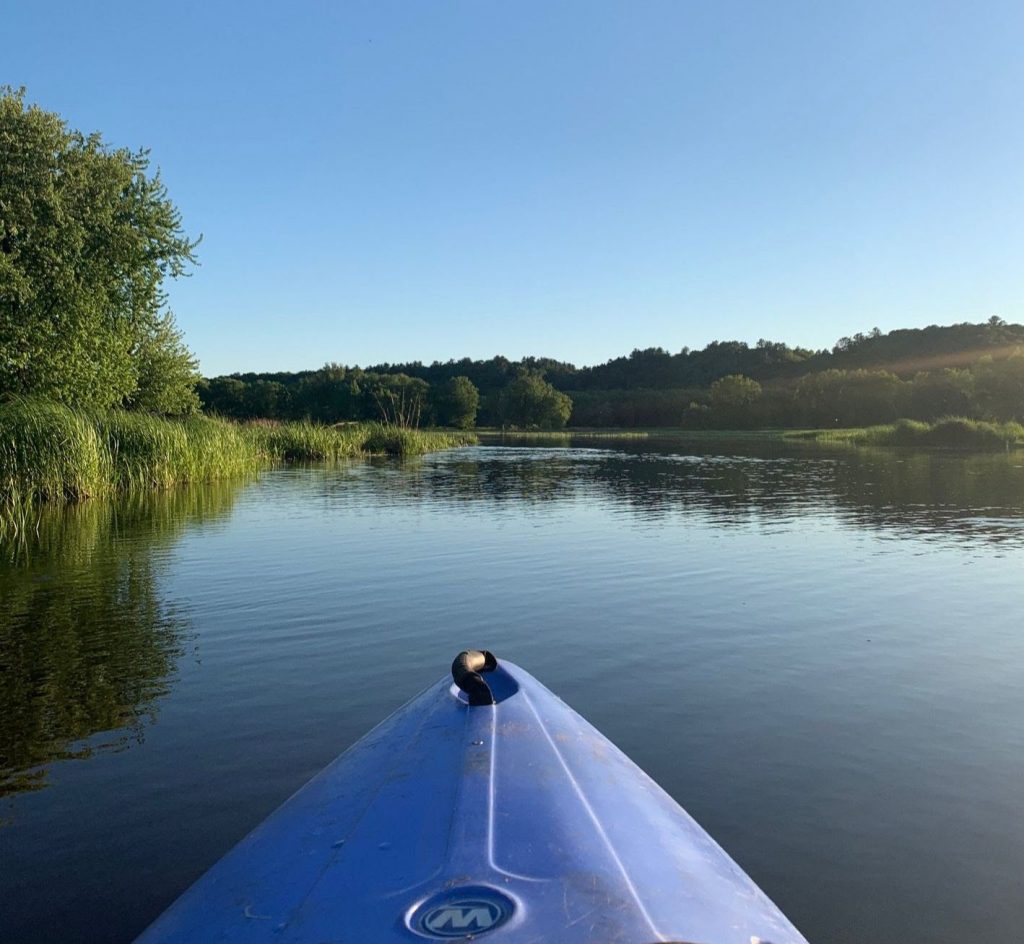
[135,655,808,943]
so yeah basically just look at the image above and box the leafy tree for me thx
[973,353,1024,421]
[293,364,365,423]
[198,377,248,418]
[431,375,479,428]
[794,369,903,426]
[495,371,573,429]
[709,374,762,410]
[708,374,762,426]
[571,388,703,427]
[0,87,199,410]
[905,369,973,420]
[128,311,201,414]
[243,379,290,419]
[369,373,430,428]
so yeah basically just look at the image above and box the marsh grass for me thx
[0,399,110,502]
[246,421,368,461]
[98,411,261,489]
[0,399,478,536]
[362,424,475,456]
[790,417,1024,450]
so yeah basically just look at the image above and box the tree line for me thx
[201,323,1024,430]
[690,358,1024,429]
[3,88,1023,432]
[355,319,1024,392]
[198,367,573,429]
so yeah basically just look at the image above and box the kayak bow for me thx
[135,652,809,943]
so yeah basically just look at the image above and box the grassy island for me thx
[784,417,1024,450]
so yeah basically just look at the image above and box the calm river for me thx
[1,438,1023,943]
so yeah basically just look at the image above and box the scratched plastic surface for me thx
[133,660,808,943]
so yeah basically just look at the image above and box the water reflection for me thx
[3,441,1019,799]
[0,484,242,796]
[322,441,1024,547]
[0,442,1021,944]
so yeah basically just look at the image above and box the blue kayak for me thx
[135,652,809,943]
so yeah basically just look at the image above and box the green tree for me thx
[198,377,248,418]
[243,379,290,419]
[293,364,365,423]
[431,375,480,428]
[369,373,430,428]
[0,87,199,410]
[128,311,201,414]
[905,369,973,421]
[708,374,762,426]
[973,353,1024,421]
[495,371,573,429]
[794,369,902,426]
[709,374,762,409]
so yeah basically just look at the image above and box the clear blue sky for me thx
[5,1,1023,375]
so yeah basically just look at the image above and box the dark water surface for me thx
[2,438,1023,943]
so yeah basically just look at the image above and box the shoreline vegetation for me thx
[6,398,1016,539]
[0,398,475,536]
[785,417,1024,449]
[479,419,1024,450]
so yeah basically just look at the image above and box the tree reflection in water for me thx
[2,439,1022,799]
[0,483,242,797]
[335,439,1024,548]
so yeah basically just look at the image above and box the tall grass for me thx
[0,398,110,503]
[98,411,261,489]
[0,399,477,536]
[244,421,475,459]
[362,424,475,456]
[791,417,1024,450]
[245,421,368,460]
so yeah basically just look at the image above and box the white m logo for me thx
[426,905,495,931]
[414,891,512,938]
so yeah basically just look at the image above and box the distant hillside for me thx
[216,318,1022,394]
[200,319,1024,429]
[824,319,1024,373]
[552,318,1024,391]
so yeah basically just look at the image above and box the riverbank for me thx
[481,418,1024,450]
[0,399,475,535]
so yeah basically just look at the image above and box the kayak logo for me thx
[423,901,501,934]
[411,888,514,938]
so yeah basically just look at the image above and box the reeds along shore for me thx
[789,417,1024,449]
[0,398,476,534]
